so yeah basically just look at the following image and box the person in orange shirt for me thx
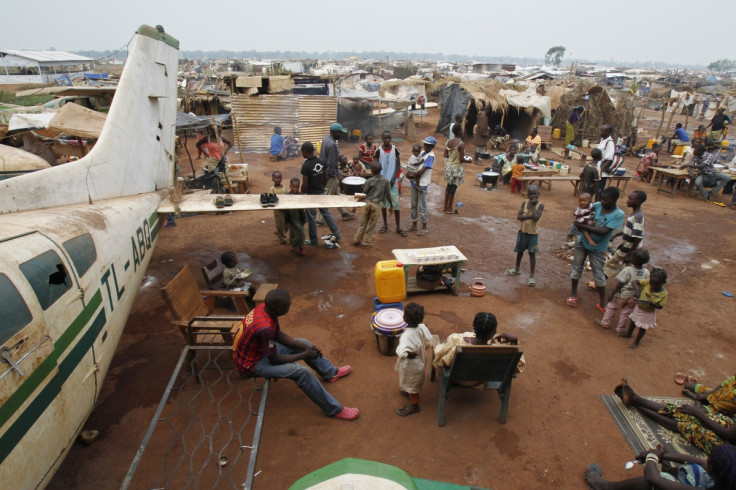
[510,155,525,194]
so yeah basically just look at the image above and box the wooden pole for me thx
[183,133,195,176]
[664,98,681,136]
[655,99,668,139]
[231,113,245,163]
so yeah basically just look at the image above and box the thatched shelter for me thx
[551,82,635,145]
[430,78,551,141]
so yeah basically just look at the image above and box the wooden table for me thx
[392,246,468,296]
[520,175,580,195]
[228,164,249,194]
[602,173,632,194]
[651,167,689,198]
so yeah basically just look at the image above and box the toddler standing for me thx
[395,302,432,417]
[269,171,288,244]
[506,185,544,287]
[626,267,668,349]
[595,249,650,334]
[510,154,525,193]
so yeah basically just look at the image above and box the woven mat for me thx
[600,394,706,458]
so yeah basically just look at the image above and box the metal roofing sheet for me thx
[0,49,93,64]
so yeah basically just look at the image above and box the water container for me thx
[559,165,570,176]
[552,128,561,139]
[375,260,406,303]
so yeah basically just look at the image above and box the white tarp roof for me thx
[500,88,552,119]
[0,49,92,66]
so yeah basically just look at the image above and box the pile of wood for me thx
[551,82,635,143]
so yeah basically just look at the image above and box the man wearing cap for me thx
[407,137,436,236]
[319,123,356,222]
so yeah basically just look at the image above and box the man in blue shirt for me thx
[270,127,285,161]
[567,186,625,310]
[667,123,690,153]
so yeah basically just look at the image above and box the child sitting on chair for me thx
[220,251,251,291]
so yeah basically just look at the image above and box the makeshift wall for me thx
[435,84,471,133]
[338,100,406,137]
[231,95,337,152]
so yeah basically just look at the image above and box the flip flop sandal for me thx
[379,226,387,234]
[214,196,225,208]
[223,194,234,206]
[595,304,606,314]
[674,373,687,385]
[527,277,536,287]
[687,375,698,384]
[334,407,360,420]
[417,229,429,236]
[712,201,726,207]
[397,229,408,237]
[396,406,420,417]
[505,269,521,276]
[328,365,351,383]
[566,297,578,308]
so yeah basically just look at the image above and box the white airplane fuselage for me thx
[0,25,178,489]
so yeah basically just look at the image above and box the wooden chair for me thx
[201,259,225,289]
[431,344,523,427]
[198,260,252,314]
[160,265,246,346]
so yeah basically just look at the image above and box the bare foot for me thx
[583,464,605,490]
[629,343,640,350]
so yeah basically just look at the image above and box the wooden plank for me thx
[158,191,365,214]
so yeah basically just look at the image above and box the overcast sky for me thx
[3,0,734,67]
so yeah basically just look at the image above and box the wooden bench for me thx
[253,283,279,305]
[536,125,553,150]
[520,175,580,195]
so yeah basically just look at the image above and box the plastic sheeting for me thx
[435,84,471,133]
[175,112,230,131]
[338,100,406,137]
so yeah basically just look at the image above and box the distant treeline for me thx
[76,49,703,70]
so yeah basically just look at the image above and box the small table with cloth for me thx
[393,246,467,296]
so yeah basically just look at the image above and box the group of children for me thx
[503,179,667,349]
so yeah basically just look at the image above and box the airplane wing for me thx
[158,190,366,214]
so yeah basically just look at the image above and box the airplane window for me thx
[63,234,96,277]
[0,273,33,345]
[19,250,72,311]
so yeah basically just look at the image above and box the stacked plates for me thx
[371,308,406,336]
[470,278,486,297]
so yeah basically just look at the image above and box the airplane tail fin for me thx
[0,25,179,214]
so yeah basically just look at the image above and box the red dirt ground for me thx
[48,108,736,489]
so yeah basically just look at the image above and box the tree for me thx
[707,59,736,72]
[545,46,566,67]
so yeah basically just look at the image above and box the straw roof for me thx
[429,77,538,113]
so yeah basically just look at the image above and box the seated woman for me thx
[615,377,736,455]
[584,443,736,490]
[432,312,525,381]
[636,143,662,183]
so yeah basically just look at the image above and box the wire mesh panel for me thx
[122,347,269,490]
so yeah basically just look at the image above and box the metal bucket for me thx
[481,171,499,185]
[341,176,366,195]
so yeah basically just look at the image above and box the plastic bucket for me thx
[560,165,569,176]
[552,128,561,139]
[375,260,406,303]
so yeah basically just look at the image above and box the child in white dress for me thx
[395,302,432,416]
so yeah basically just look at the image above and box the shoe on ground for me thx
[260,193,269,207]
[333,406,360,421]
[329,365,351,383]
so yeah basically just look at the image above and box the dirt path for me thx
[49,108,736,489]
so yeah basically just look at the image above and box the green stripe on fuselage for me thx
[0,308,107,464]
[0,289,103,457]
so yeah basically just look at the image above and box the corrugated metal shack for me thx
[231,94,337,152]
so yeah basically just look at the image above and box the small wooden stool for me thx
[253,283,279,305]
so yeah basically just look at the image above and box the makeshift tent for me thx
[8,102,106,139]
[551,82,635,145]
[433,79,551,141]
